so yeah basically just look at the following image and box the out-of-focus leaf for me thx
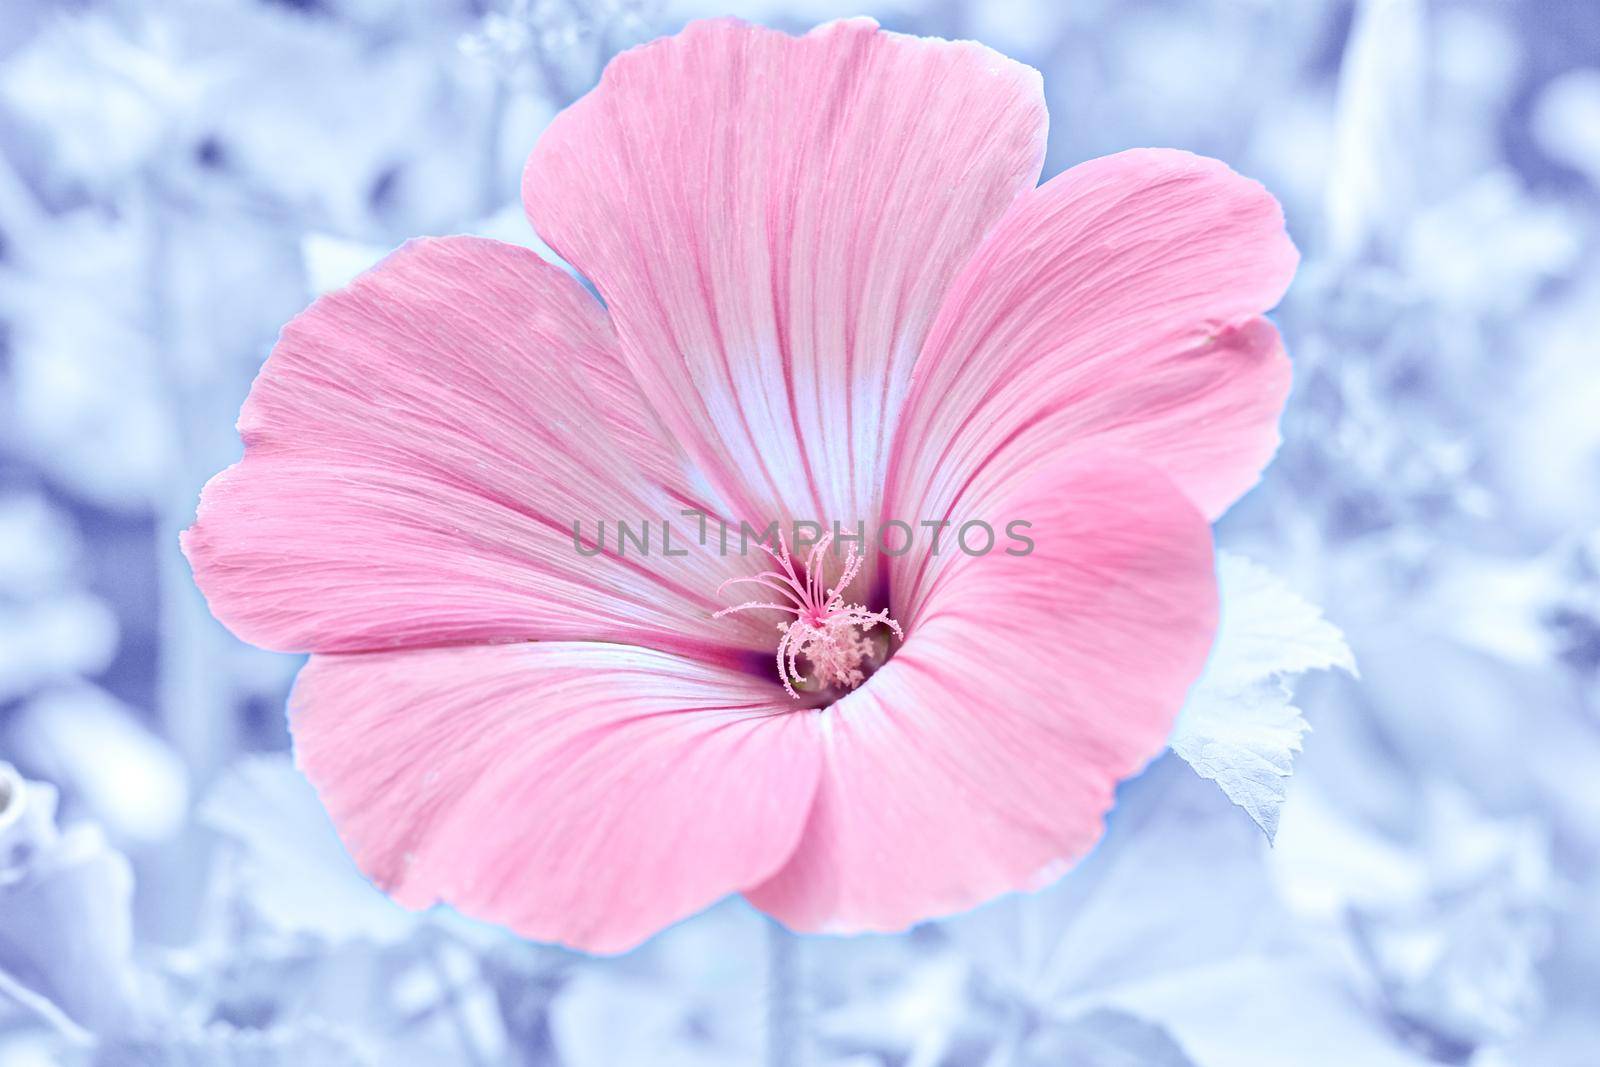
[1098,954,1436,1067]
[0,495,83,598]
[1351,888,1548,1059]
[815,943,971,1064]
[1347,791,1554,1057]
[0,209,176,508]
[1403,170,1578,312]
[198,755,415,945]
[11,686,188,844]
[547,901,768,1067]
[0,597,118,703]
[0,13,214,187]
[944,758,1279,1009]
[1020,1009,1195,1067]
[1274,780,1556,1057]
[96,1020,374,1067]
[1532,67,1600,187]
[1325,0,1427,259]
[0,765,147,1036]
[1170,554,1355,839]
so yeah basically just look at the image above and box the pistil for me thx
[714,531,902,699]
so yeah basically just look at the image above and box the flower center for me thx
[714,531,902,700]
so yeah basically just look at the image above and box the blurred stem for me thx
[144,172,237,783]
[480,74,508,214]
[0,971,93,1048]
[979,1000,1029,1067]
[0,150,45,247]
[427,938,491,1067]
[767,918,803,1067]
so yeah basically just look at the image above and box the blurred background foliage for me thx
[1,0,1598,1064]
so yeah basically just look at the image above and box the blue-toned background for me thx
[2,0,1598,1064]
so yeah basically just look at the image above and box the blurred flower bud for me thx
[0,763,147,1036]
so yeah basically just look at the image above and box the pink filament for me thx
[714,531,903,699]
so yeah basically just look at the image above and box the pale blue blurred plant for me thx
[0,764,145,1042]
[2,0,1598,1064]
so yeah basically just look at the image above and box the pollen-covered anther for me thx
[714,531,902,699]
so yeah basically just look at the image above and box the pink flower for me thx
[184,17,1296,953]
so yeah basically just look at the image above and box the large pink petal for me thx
[184,236,768,660]
[292,643,821,953]
[745,453,1217,933]
[887,149,1298,526]
[524,17,1047,529]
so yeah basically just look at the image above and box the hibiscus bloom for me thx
[185,17,1296,952]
